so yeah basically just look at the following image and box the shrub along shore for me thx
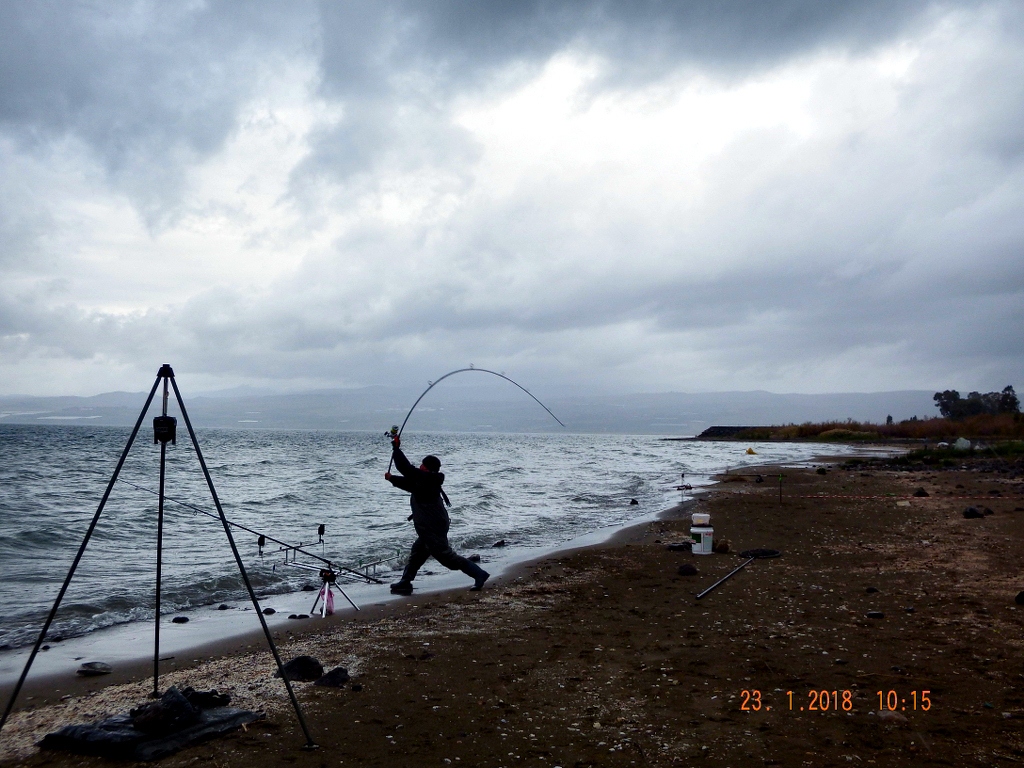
[699,413,1024,442]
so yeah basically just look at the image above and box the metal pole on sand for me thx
[695,548,781,600]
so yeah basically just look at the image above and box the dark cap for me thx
[422,455,441,472]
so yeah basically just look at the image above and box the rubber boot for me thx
[462,560,490,591]
[390,580,413,595]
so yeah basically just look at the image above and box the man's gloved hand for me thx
[392,435,401,449]
[384,471,392,481]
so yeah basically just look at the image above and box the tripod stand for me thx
[0,365,317,749]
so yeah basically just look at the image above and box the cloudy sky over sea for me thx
[1,1,1022,397]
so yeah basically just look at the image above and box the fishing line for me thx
[116,478,381,585]
[387,366,565,471]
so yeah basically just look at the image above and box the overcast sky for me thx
[1,0,1022,397]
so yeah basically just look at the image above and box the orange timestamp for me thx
[878,690,931,711]
[740,689,933,713]
[740,689,854,712]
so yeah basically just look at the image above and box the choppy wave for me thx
[0,424,846,648]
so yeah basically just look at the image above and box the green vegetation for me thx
[933,386,1019,419]
[878,440,1024,467]
[731,412,1024,442]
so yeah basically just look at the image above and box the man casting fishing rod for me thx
[384,434,489,595]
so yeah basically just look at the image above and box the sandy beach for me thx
[2,454,1023,767]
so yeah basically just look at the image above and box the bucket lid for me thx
[691,513,710,525]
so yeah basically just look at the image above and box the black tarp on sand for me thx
[39,707,263,761]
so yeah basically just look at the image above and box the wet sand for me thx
[2,457,1023,767]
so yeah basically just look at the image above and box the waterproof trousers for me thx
[401,524,486,583]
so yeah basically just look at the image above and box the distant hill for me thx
[0,387,938,435]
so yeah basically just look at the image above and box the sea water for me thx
[0,424,846,649]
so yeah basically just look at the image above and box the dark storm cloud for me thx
[6,0,948,185]
[0,1,317,218]
[301,0,950,181]
[319,0,947,87]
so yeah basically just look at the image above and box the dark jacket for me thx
[388,447,450,530]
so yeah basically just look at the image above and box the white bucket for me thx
[691,525,714,555]
[692,513,710,526]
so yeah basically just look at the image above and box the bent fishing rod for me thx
[387,366,565,471]
[117,478,383,585]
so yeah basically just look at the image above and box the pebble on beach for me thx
[262,608,276,615]
[275,655,324,682]
[76,661,112,677]
[171,616,189,624]
[1015,591,1024,606]
[677,564,699,576]
[314,667,351,687]
[866,611,885,619]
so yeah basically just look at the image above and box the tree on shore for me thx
[933,386,1020,419]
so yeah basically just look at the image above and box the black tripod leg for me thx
[0,374,162,737]
[153,373,172,698]
[170,377,318,750]
[153,438,167,698]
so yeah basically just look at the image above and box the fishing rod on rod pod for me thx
[115,478,383,587]
[386,366,566,472]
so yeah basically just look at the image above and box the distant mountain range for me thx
[0,386,939,435]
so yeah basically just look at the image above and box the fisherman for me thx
[384,435,489,595]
